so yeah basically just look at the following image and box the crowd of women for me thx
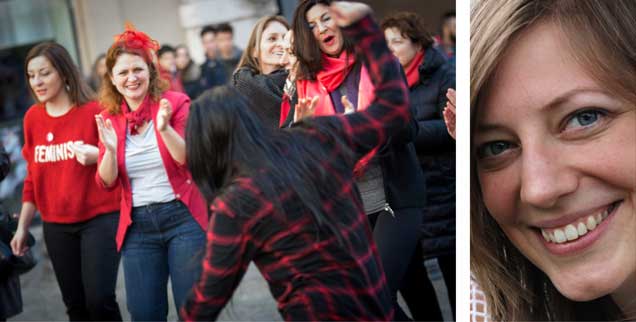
[5,0,456,321]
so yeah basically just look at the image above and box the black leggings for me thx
[43,212,122,321]
[369,208,422,321]
[401,251,456,321]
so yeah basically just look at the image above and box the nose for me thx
[32,76,44,86]
[388,43,398,56]
[520,140,578,208]
[317,21,328,34]
[274,37,285,49]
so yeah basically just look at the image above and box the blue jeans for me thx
[121,200,206,322]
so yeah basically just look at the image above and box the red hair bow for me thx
[113,22,159,61]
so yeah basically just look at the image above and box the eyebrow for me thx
[474,122,510,134]
[309,13,328,24]
[541,87,609,111]
[476,87,610,132]
[28,67,50,73]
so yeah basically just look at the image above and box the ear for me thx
[110,74,116,86]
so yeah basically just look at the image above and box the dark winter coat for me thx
[0,142,22,319]
[410,46,456,258]
[232,67,288,129]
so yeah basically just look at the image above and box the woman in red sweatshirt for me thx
[10,42,122,321]
[95,25,207,322]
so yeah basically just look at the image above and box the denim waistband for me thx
[131,199,181,212]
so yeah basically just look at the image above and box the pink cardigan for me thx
[96,91,208,250]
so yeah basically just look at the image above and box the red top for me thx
[96,91,208,250]
[21,101,120,223]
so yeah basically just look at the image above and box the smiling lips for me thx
[126,83,140,90]
[539,201,620,244]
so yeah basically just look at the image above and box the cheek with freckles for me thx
[479,166,521,226]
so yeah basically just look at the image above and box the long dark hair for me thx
[187,86,353,240]
[291,0,355,80]
[25,42,95,106]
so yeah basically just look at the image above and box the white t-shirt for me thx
[125,121,175,207]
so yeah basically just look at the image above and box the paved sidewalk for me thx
[10,225,424,321]
[10,225,281,321]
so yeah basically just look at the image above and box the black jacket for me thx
[410,46,456,258]
[0,142,22,320]
[232,67,288,129]
[0,143,9,182]
[200,57,228,91]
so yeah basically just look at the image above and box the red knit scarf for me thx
[122,95,152,135]
[295,51,378,177]
[405,50,425,88]
[317,51,356,92]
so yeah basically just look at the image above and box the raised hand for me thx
[443,88,456,139]
[95,115,117,153]
[329,1,372,28]
[294,96,319,123]
[341,95,355,114]
[157,98,173,132]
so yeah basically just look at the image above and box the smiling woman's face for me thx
[474,21,636,303]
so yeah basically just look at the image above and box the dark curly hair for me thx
[380,12,434,50]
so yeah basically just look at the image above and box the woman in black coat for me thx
[382,12,456,321]
[232,15,290,128]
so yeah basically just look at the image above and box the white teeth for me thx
[586,215,597,230]
[564,225,578,241]
[540,206,613,244]
[542,230,550,242]
[554,229,566,243]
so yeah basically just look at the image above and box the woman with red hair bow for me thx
[95,25,207,321]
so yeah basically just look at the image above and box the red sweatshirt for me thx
[22,101,120,223]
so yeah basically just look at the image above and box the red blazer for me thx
[96,91,208,250]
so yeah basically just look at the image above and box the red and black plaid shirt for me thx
[181,15,410,321]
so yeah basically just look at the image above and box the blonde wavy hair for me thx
[470,0,636,320]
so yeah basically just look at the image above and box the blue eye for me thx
[564,109,603,130]
[477,141,513,158]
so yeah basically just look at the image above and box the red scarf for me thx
[405,50,425,88]
[280,93,291,127]
[296,52,375,117]
[316,51,356,92]
[294,51,378,176]
[122,95,153,135]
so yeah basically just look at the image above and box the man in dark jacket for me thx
[199,25,228,91]
[216,23,243,82]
